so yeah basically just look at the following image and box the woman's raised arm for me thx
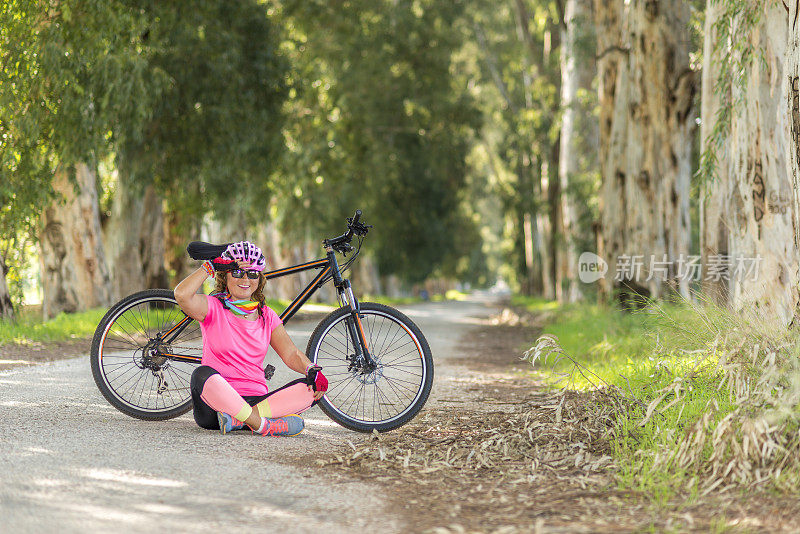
[174,267,210,321]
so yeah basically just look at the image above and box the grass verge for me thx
[0,307,109,345]
[515,294,800,499]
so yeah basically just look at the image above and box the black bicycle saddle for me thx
[186,241,232,260]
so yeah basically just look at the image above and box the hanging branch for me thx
[473,21,518,113]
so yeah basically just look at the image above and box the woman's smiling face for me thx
[226,261,260,300]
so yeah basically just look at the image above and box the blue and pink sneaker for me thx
[217,412,246,435]
[258,415,305,437]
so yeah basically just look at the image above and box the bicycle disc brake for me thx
[345,353,383,384]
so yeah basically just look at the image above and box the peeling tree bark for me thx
[699,2,728,306]
[558,0,597,302]
[594,0,695,302]
[39,163,111,319]
[0,255,13,320]
[103,178,168,301]
[701,3,800,326]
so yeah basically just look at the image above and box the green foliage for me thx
[0,234,38,309]
[0,0,163,312]
[275,0,482,283]
[1,0,516,295]
[1,0,288,225]
[0,0,152,236]
[465,0,565,292]
[1,0,290,302]
[116,0,289,216]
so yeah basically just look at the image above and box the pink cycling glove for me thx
[305,364,328,393]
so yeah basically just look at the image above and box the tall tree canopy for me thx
[276,0,483,284]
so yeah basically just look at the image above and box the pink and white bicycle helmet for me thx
[222,241,267,271]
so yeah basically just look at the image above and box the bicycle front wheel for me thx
[307,302,434,432]
[90,289,201,420]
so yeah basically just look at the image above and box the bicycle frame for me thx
[157,245,372,366]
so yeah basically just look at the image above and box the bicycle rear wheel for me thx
[306,302,434,432]
[90,289,201,420]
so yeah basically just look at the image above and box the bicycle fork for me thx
[339,280,377,373]
[328,245,376,373]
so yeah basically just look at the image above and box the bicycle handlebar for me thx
[324,209,370,251]
[344,209,362,241]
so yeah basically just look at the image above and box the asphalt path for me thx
[0,295,498,533]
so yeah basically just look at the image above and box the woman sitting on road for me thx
[174,241,327,437]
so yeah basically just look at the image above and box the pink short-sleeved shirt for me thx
[199,295,283,395]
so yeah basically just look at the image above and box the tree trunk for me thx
[558,0,597,302]
[257,220,291,301]
[699,1,729,306]
[103,178,168,300]
[700,3,800,326]
[381,274,403,298]
[39,163,112,319]
[164,209,203,287]
[254,222,337,304]
[594,0,695,302]
[0,255,13,320]
[513,0,556,300]
[517,154,539,296]
[536,158,555,300]
[350,253,382,296]
[255,220,313,302]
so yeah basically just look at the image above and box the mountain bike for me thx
[90,210,434,432]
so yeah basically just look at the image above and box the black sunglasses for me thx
[229,269,260,280]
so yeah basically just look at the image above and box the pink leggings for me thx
[190,366,315,430]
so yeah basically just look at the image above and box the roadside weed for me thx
[521,296,800,499]
[0,307,108,344]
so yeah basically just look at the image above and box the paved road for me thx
[0,296,498,533]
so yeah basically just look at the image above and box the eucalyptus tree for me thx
[700,1,800,326]
[1,0,287,317]
[557,0,597,302]
[275,0,481,286]
[109,0,288,292]
[0,0,155,318]
[468,0,563,296]
[593,0,697,302]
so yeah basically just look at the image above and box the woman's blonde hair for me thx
[213,270,267,320]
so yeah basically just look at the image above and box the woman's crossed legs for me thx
[190,365,317,433]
